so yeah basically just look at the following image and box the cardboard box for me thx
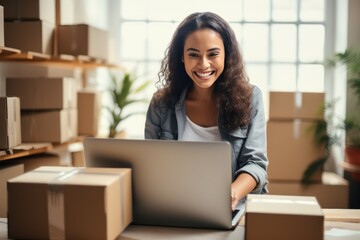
[58,24,108,60]
[13,153,65,172]
[6,77,77,110]
[0,163,24,217]
[0,0,55,23]
[268,172,349,208]
[0,5,4,47]
[0,97,21,149]
[245,194,324,240]
[78,90,101,136]
[8,166,132,240]
[1,61,82,79]
[4,20,54,54]
[21,109,77,143]
[269,92,324,120]
[267,120,324,181]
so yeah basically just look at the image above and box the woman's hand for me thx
[231,189,240,210]
[231,173,257,210]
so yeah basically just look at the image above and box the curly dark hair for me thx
[154,12,252,131]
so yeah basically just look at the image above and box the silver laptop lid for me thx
[83,137,235,229]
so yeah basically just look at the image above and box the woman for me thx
[145,12,268,210]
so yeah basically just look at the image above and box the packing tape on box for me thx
[293,119,301,139]
[47,168,83,240]
[43,167,128,239]
[250,198,317,205]
[294,91,303,110]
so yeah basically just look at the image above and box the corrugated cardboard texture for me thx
[0,0,55,23]
[12,153,64,172]
[4,20,54,54]
[58,24,108,60]
[21,109,77,143]
[0,163,24,217]
[269,92,324,120]
[6,77,77,110]
[245,194,324,240]
[0,97,22,149]
[267,120,324,181]
[77,90,101,136]
[8,166,132,240]
[268,172,349,208]
[0,6,4,47]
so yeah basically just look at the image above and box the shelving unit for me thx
[0,143,52,161]
[0,136,85,162]
[0,47,121,69]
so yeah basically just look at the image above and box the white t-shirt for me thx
[181,116,222,141]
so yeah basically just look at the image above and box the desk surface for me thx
[1,209,359,240]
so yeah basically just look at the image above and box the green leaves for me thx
[301,158,327,185]
[106,71,152,138]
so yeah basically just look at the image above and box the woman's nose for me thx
[198,57,210,69]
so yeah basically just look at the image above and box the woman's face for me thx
[183,28,225,91]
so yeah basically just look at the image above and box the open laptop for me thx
[83,137,245,230]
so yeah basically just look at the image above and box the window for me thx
[113,0,328,138]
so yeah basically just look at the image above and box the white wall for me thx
[60,0,108,30]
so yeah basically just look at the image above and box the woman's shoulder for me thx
[250,84,262,97]
[150,89,178,108]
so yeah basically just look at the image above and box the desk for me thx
[1,209,359,240]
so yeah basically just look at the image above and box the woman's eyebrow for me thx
[186,48,199,52]
[186,47,222,52]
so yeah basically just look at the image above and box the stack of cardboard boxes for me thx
[267,92,349,208]
[6,77,78,143]
[0,0,55,55]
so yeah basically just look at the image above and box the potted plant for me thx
[301,101,342,184]
[105,71,151,138]
[302,48,360,183]
[330,49,360,171]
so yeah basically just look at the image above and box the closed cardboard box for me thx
[78,90,101,136]
[58,24,108,60]
[4,20,54,54]
[267,120,324,181]
[0,5,4,47]
[8,166,132,240]
[6,77,77,110]
[21,109,77,143]
[268,172,349,208]
[0,0,55,23]
[269,92,324,121]
[0,97,21,149]
[245,194,324,240]
[0,163,24,217]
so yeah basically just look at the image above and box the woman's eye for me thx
[188,52,198,57]
[209,52,220,57]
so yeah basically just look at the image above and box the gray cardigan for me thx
[145,85,268,194]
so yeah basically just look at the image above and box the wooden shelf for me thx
[0,136,84,162]
[0,143,53,162]
[0,46,21,57]
[0,46,121,69]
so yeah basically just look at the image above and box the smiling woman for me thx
[115,0,328,138]
[145,12,268,211]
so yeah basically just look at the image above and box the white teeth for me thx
[196,72,212,77]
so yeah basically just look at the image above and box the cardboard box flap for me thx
[246,194,323,216]
[9,166,131,186]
